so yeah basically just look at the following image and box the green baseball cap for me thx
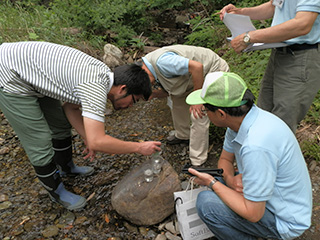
[186,72,248,107]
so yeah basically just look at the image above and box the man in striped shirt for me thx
[0,41,161,210]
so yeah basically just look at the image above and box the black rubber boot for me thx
[33,161,86,210]
[52,137,94,177]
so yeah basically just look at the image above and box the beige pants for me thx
[170,92,210,166]
[169,61,229,165]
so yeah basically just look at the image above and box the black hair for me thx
[113,64,152,100]
[204,89,255,117]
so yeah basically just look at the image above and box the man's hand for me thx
[190,104,206,119]
[82,147,96,162]
[137,141,162,155]
[225,173,243,194]
[188,168,215,187]
[220,4,239,20]
[231,33,249,53]
[81,140,96,162]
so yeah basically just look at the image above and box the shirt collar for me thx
[108,72,114,92]
[232,104,259,145]
[142,57,159,83]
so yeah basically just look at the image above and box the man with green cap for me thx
[186,72,312,239]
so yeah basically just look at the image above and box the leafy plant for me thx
[185,14,227,49]
[301,138,320,162]
[304,92,320,125]
[148,0,187,9]
[130,37,147,51]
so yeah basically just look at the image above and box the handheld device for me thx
[182,164,223,177]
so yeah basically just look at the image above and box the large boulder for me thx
[111,158,181,226]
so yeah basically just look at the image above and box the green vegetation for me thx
[0,0,230,48]
[302,138,320,162]
[1,0,319,161]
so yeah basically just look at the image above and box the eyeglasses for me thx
[132,95,137,104]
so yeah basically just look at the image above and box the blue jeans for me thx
[196,190,282,240]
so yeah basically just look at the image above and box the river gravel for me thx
[0,98,319,239]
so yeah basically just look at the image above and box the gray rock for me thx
[0,201,12,210]
[0,194,8,202]
[103,53,125,69]
[56,212,75,229]
[104,43,123,59]
[123,221,139,233]
[158,220,169,231]
[146,229,157,239]
[103,44,125,69]
[165,231,182,240]
[165,221,177,234]
[139,226,149,236]
[155,233,167,240]
[309,160,317,171]
[111,159,181,225]
[42,225,59,238]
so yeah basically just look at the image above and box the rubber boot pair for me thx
[33,162,86,210]
[52,137,94,177]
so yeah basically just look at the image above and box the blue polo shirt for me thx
[272,0,320,44]
[223,105,312,239]
[142,52,189,80]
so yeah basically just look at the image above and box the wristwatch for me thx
[243,31,251,45]
[208,179,217,190]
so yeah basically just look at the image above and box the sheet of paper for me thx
[223,13,256,40]
[222,13,288,52]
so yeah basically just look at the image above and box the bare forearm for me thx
[83,117,161,155]
[189,167,265,222]
[218,158,235,183]
[213,182,265,222]
[88,134,140,154]
[188,60,204,90]
[63,103,86,139]
[249,12,318,43]
[237,1,274,20]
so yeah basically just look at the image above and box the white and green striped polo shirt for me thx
[0,41,113,122]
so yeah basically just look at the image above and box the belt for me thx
[276,43,319,52]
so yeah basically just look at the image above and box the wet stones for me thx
[41,225,59,238]
[111,159,181,226]
[0,200,12,210]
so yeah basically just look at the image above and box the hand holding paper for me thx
[222,13,287,52]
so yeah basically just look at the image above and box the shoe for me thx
[53,137,94,177]
[166,134,189,145]
[49,182,87,210]
[59,163,94,177]
[34,162,86,210]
